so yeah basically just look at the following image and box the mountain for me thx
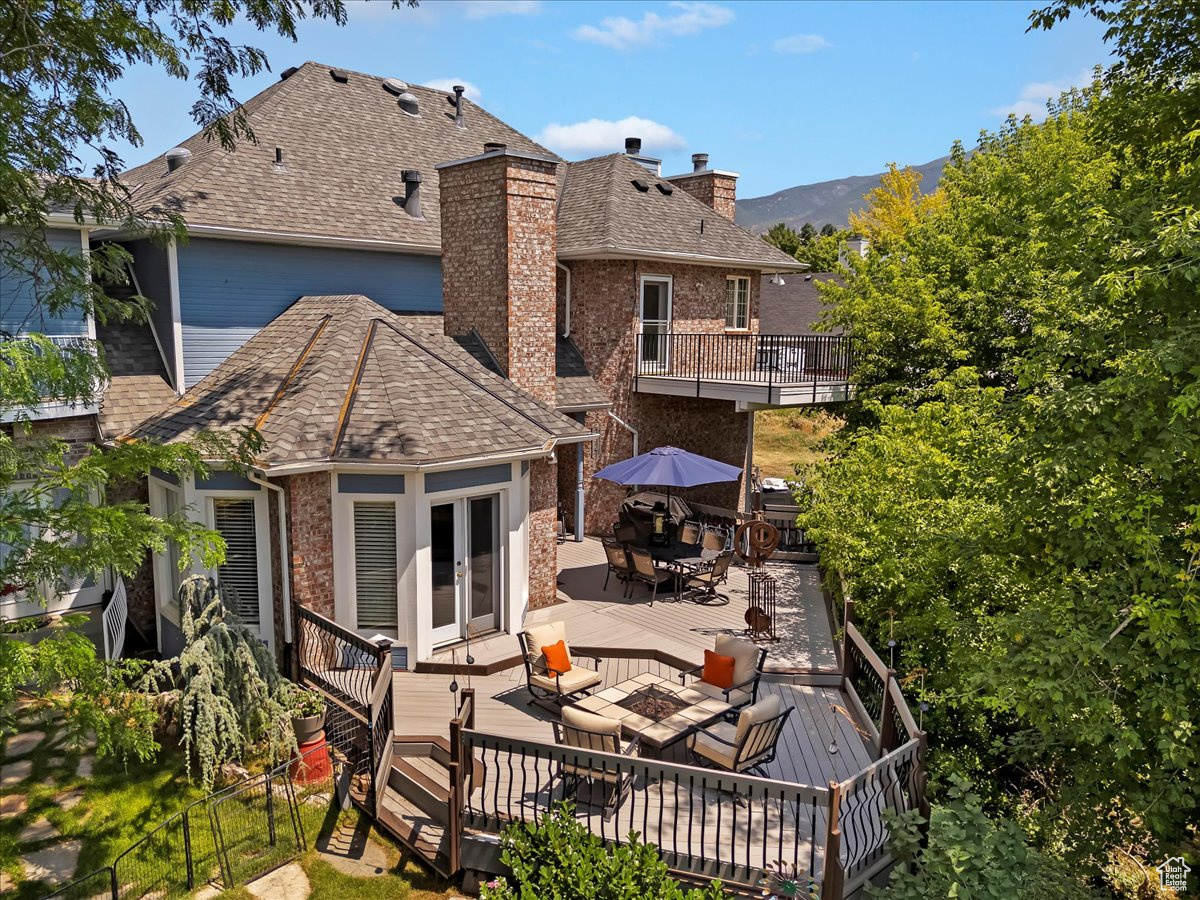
[736,155,951,234]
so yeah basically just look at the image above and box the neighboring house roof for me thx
[758,272,844,335]
[95,320,176,439]
[557,154,804,272]
[120,62,559,252]
[452,330,609,414]
[131,295,593,467]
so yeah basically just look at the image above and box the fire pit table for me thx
[569,673,732,761]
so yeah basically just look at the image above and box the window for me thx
[353,502,398,634]
[725,277,750,330]
[213,498,261,626]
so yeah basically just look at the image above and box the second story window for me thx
[725,277,750,330]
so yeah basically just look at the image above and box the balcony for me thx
[634,332,854,408]
[0,334,102,423]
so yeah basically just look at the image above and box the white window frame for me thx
[725,276,751,331]
[195,486,274,651]
[148,476,186,646]
[348,499,402,639]
[638,274,674,371]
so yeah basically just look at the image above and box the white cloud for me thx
[462,0,540,19]
[572,2,734,51]
[772,33,830,54]
[423,78,483,101]
[536,116,686,157]
[991,70,1094,119]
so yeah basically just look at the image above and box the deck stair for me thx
[377,737,454,875]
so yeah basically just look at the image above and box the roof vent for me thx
[483,141,506,154]
[280,66,299,80]
[401,170,423,218]
[382,78,409,95]
[397,90,420,116]
[625,137,642,155]
[165,147,192,173]
[631,179,649,193]
[656,182,674,196]
[273,147,286,173]
[691,153,709,172]
[330,68,349,83]
[447,85,465,129]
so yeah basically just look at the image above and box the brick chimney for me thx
[666,152,738,221]
[437,145,561,609]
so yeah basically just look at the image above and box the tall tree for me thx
[819,223,836,237]
[763,222,802,258]
[799,222,817,243]
[847,162,945,254]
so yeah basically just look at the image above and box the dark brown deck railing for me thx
[634,332,854,399]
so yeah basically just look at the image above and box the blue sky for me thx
[110,0,1110,198]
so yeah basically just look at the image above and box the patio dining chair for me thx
[627,546,676,605]
[679,521,702,546]
[553,705,640,821]
[687,693,793,777]
[681,551,734,605]
[701,527,727,553]
[518,621,603,712]
[613,522,638,545]
[602,539,633,596]
[679,634,768,709]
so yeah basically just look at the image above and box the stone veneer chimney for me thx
[666,153,738,221]
[436,145,561,609]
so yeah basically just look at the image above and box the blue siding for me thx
[0,226,90,337]
[425,464,512,494]
[124,239,175,383]
[337,473,406,494]
[176,238,443,387]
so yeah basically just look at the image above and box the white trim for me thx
[725,275,750,331]
[638,274,673,372]
[256,442,596,477]
[248,473,292,645]
[147,475,184,654]
[109,223,444,257]
[80,229,97,341]
[559,247,805,273]
[166,238,185,394]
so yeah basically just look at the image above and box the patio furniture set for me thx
[518,620,794,820]
[603,521,736,606]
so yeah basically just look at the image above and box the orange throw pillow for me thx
[702,650,735,689]
[542,640,572,676]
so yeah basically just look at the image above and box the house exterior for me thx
[4,62,851,668]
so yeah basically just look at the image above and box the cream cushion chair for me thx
[554,705,639,820]
[519,621,602,710]
[688,693,791,776]
[683,634,767,709]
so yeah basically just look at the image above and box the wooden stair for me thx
[373,737,455,877]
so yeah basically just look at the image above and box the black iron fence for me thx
[635,333,854,391]
[45,743,338,899]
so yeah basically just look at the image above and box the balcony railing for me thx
[634,332,854,405]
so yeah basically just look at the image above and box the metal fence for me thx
[45,742,338,899]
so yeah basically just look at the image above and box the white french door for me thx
[429,494,501,646]
[638,275,673,370]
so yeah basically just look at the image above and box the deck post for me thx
[840,598,855,689]
[878,669,897,754]
[822,779,845,899]
[916,729,931,846]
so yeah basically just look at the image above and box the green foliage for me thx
[764,223,803,258]
[481,802,727,900]
[794,231,844,272]
[819,223,837,237]
[872,777,1097,899]
[800,0,1200,874]
[146,576,295,789]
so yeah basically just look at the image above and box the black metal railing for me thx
[844,625,886,724]
[634,333,854,395]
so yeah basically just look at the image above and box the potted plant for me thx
[288,684,326,744]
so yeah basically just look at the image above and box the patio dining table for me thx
[645,543,721,602]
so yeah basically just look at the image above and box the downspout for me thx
[607,410,639,457]
[557,261,572,338]
[248,473,293,649]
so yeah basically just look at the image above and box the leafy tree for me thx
[794,231,843,272]
[764,222,803,258]
[800,0,1200,875]
[1,0,408,742]
[819,223,837,237]
[848,162,945,254]
[799,222,817,243]
[481,802,728,900]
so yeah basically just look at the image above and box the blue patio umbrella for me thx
[592,446,742,489]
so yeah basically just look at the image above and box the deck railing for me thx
[634,332,854,393]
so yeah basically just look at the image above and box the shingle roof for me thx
[451,330,609,413]
[758,273,844,336]
[95,320,176,439]
[131,296,594,467]
[120,63,560,250]
[557,155,804,272]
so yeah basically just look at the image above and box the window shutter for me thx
[354,502,398,633]
[213,498,260,625]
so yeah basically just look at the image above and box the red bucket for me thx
[290,733,332,784]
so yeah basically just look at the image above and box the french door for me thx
[638,275,673,370]
[429,494,501,646]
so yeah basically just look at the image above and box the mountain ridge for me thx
[736,155,950,233]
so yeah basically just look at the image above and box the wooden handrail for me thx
[845,623,889,681]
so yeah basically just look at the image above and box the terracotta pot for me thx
[291,711,326,745]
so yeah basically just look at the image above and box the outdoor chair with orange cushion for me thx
[687,693,793,777]
[517,621,603,711]
[679,634,767,710]
[681,551,734,605]
[553,705,640,820]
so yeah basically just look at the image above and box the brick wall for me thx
[528,458,558,608]
[665,171,738,221]
[284,472,333,618]
[439,150,560,407]
[561,260,759,531]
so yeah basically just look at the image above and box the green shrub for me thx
[480,802,727,900]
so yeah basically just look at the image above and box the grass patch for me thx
[753,408,841,480]
[301,851,458,900]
